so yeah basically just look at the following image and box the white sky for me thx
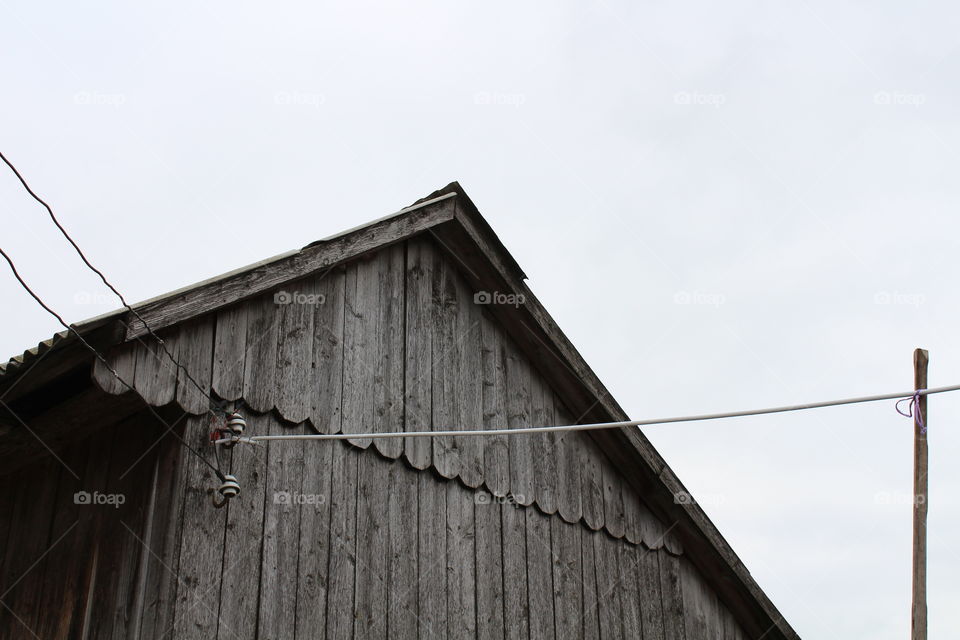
[2,2,959,637]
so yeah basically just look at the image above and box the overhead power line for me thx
[216,384,952,445]
[0,245,224,481]
[0,149,214,408]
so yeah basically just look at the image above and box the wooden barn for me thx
[0,184,799,639]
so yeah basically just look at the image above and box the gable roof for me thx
[0,182,799,639]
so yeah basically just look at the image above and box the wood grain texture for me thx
[602,463,626,540]
[176,317,214,414]
[618,539,644,640]
[501,502,529,640]
[593,532,624,640]
[475,495,505,640]
[403,238,435,470]
[387,456,418,638]
[242,294,280,413]
[325,441,360,640]
[638,550,666,640]
[430,251,462,479]
[353,452,390,639]
[93,341,137,395]
[446,481,477,638]
[310,268,346,435]
[554,401,583,525]
[550,517,584,638]
[274,276,318,424]
[526,507,556,640]
[679,556,707,640]
[418,473,447,639]
[531,373,558,516]
[134,331,179,406]
[479,310,510,497]
[211,303,248,401]
[505,350,534,507]
[294,435,334,640]
[658,551,687,640]
[580,529,602,640]
[579,437,605,531]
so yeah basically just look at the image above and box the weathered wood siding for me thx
[0,236,751,639]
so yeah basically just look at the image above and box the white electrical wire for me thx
[215,383,960,445]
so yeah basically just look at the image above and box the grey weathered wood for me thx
[418,473,447,639]
[354,451,390,639]
[638,550,666,640]
[637,500,666,550]
[325,441,360,639]
[505,349,535,506]
[579,437,605,531]
[501,502,529,640]
[580,528,601,640]
[679,556,707,639]
[475,492,505,640]
[212,303,248,401]
[531,373,558,515]
[430,252,462,479]
[526,507,556,640]
[455,265,485,487]
[274,275,318,424]
[125,193,457,339]
[618,540,644,640]
[658,551,686,640]
[134,331,179,406]
[554,400,583,525]
[242,293,280,413]
[912,348,928,640]
[550,516,583,638]
[94,341,138,395]
[176,317,214,414]
[310,268,346,434]
[171,415,228,640]
[623,485,645,546]
[602,463,626,539]
[258,414,304,640]
[593,532,624,640]
[403,238,434,470]
[294,435,334,640]
[387,455,418,638]
[480,310,510,497]
[446,481,477,638]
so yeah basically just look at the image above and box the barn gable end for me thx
[0,184,799,640]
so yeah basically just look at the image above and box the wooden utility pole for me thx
[912,348,928,640]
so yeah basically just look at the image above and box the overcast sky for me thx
[2,2,959,637]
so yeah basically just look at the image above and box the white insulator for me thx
[226,412,246,434]
[218,474,241,499]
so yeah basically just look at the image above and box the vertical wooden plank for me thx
[93,341,137,395]
[353,452,390,639]
[446,482,476,638]
[343,248,404,457]
[623,486,645,546]
[617,542,643,640]
[139,419,189,640]
[658,552,687,640]
[455,266,484,488]
[679,557,707,640]
[417,474,447,639]
[475,492,505,640]
[387,457,418,638]
[274,276,317,424]
[593,533,624,640]
[403,238,434,470]
[294,437,334,640]
[526,509,555,640]
[602,465,626,539]
[258,415,304,640]
[217,412,268,640]
[637,550,666,640]
[550,517,583,638]
[430,252,462,480]
[637,501,666,550]
[579,437,605,531]
[242,294,280,413]
[134,331,179,406]
[325,442,359,640]
[176,317,214,414]
[531,373,558,515]
[480,311,510,497]
[505,350,534,507]
[310,268,345,435]
[501,502,528,640]
[580,529,601,640]
[212,304,248,402]
[554,400,582,525]
[171,415,228,640]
